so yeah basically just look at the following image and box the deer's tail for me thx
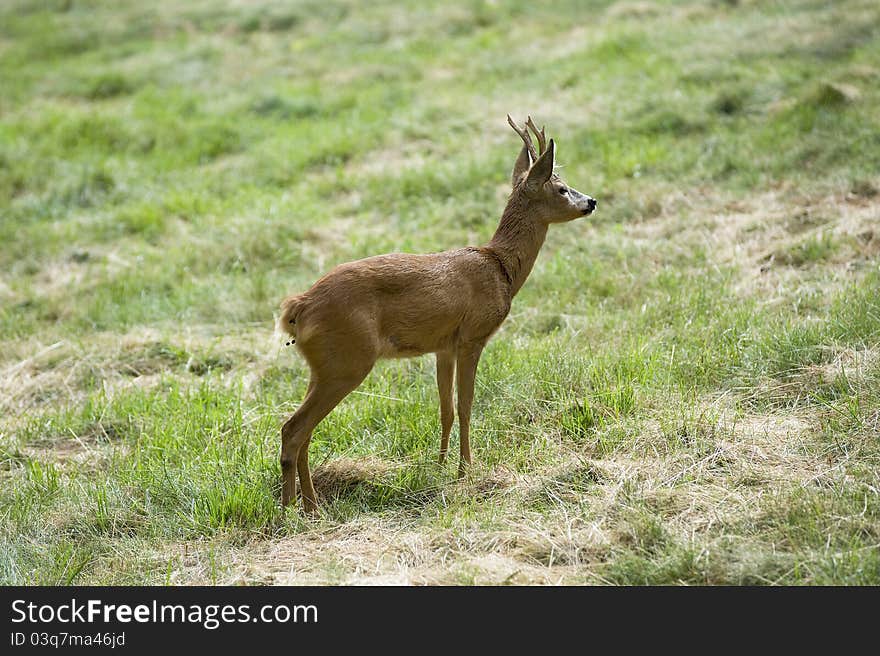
[277,294,307,342]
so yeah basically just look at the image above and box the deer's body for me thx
[282,247,512,360]
[278,116,596,511]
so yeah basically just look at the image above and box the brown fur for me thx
[277,115,597,511]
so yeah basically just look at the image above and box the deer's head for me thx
[508,115,597,224]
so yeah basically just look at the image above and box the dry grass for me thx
[138,403,857,585]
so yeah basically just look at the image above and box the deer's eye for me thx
[558,187,568,195]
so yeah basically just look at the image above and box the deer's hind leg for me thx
[281,338,376,511]
[436,350,455,465]
[281,380,313,509]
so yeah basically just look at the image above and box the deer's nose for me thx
[584,198,597,214]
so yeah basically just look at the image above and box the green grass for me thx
[1,0,879,585]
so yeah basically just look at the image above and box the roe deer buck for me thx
[277,115,597,511]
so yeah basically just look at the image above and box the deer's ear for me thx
[511,144,533,187]
[525,138,555,189]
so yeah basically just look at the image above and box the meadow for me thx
[1,0,878,584]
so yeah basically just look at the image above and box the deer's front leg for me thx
[455,343,484,478]
[436,351,455,464]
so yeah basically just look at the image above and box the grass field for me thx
[1,0,879,585]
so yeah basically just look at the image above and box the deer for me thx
[276,115,597,512]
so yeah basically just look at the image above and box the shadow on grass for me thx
[309,456,443,514]
[306,456,516,518]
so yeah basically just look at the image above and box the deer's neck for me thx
[486,196,548,297]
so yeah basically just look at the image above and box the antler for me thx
[525,116,546,156]
[507,114,538,161]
